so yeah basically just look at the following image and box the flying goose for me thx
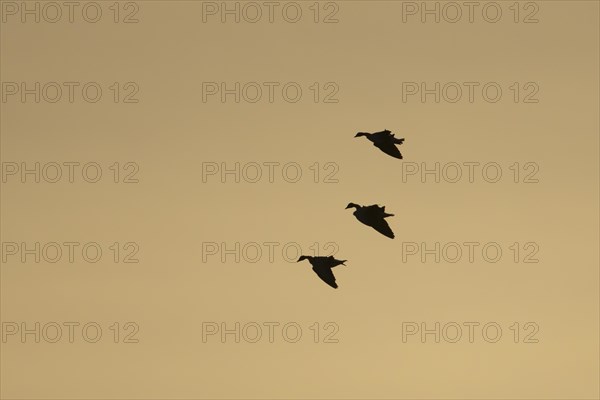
[345,202,395,239]
[355,129,405,159]
[297,255,347,289]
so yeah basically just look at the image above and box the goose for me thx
[297,255,347,289]
[355,129,405,159]
[345,202,395,239]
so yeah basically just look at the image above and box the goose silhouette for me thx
[355,129,404,159]
[297,255,347,289]
[346,202,395,239]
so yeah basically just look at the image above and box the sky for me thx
[1,1,599,399]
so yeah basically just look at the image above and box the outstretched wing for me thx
[392,136,405,145]
[312,265,338,289]
[373,129,392,136]
[379,205,394,218]
[325,255,346,268]
[365,204,393,218]
[369,217,395,239]
[374,141,403,159]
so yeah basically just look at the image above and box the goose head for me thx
[354,132,368,138]
[297,255,311,262]
[345,202,360,210]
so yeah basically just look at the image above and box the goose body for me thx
[297,255,347,289]
[355,129,404,159]
[346,202,395,239]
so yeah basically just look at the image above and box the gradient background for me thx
[1,1,599,399]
